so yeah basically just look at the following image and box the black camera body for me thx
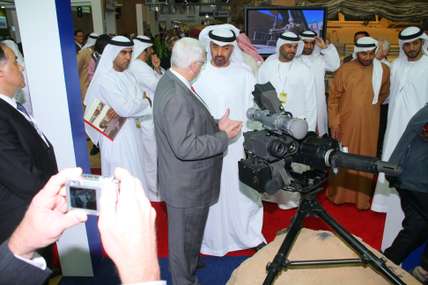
[243,130,299,162]
[239,131,334,194]
[239,83,401,195]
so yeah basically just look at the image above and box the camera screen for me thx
[69,186,97,211]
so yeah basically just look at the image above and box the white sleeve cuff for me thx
[14,252,47,270]
[123,281,166,285]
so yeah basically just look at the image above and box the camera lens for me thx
[268,139,288,158]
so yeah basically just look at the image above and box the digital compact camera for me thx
[66,174,118,215]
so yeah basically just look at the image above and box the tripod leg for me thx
[263,201,309,285]
[314,204,406,285]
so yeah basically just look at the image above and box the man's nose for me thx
[216,47,225,56]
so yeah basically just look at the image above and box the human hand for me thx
[151,54,162,74]
[316,37,327,49]
[98,168,160,283]
[107,108,119,120]
[331,127,341,140]
[8,168,88,259]
[218,108,243,139]
[151,54,161,68]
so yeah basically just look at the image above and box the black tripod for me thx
[263,176,405,285]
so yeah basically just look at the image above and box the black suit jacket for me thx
[0,99,57,243]
[0,240,51,285]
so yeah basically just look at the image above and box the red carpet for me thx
[152,190,386,258]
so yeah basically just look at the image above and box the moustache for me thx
[214,56,226,61]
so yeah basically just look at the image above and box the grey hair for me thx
[379,40,390,52]
[171,37,205,69]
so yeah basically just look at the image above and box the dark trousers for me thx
[384,189,428,270]
[167,204,209,285]
[377,103,389,158]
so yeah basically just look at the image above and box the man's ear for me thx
[189,62,197,75]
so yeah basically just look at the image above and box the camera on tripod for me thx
[238,82,401,195]
[239,83,406,285]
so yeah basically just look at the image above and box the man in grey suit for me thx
[153,37,242,285]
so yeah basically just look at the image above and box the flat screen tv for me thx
[245,7,327,55]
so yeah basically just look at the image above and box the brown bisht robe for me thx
[77,47,93,101]
[326,60,390,210]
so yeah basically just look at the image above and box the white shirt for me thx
[0,94,49,145]
[124,281,166,285]
[170,68,191,90]
[14,252,47,271]
[170,68,208,109]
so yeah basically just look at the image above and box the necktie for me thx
[16,102,30,117]
[16,102,48,145]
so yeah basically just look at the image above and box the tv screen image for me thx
[245,7,326,55]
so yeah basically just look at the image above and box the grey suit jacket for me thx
[0,240,51,285]
[153,70,229,208]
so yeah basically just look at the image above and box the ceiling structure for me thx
[295,0,428,22]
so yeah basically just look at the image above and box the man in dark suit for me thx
[1,168,163,285]
[74,30,85,53]
[0,43,58,244]
[153,37,242,285]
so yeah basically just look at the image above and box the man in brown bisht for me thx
[77,32,98,100]
[327,36,390,210]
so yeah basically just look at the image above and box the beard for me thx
[279,51,296,62]
[405,48,421,59]
[213,56,228,67]
[303,48,314,55]
[115,60,130,72]
[357,57,373,66]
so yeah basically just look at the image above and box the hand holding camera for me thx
[97,168,160,283]
[65,168,160,282]
[8,167,160,284]
[9,168,88,259]
[66,174,118,215]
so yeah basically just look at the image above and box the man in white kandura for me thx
[258,31,316,209]
[193,24,266,256]
[371,26,428,213]
[299,30,340,136]
[129,35,164,201]
[84,36,151,182]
